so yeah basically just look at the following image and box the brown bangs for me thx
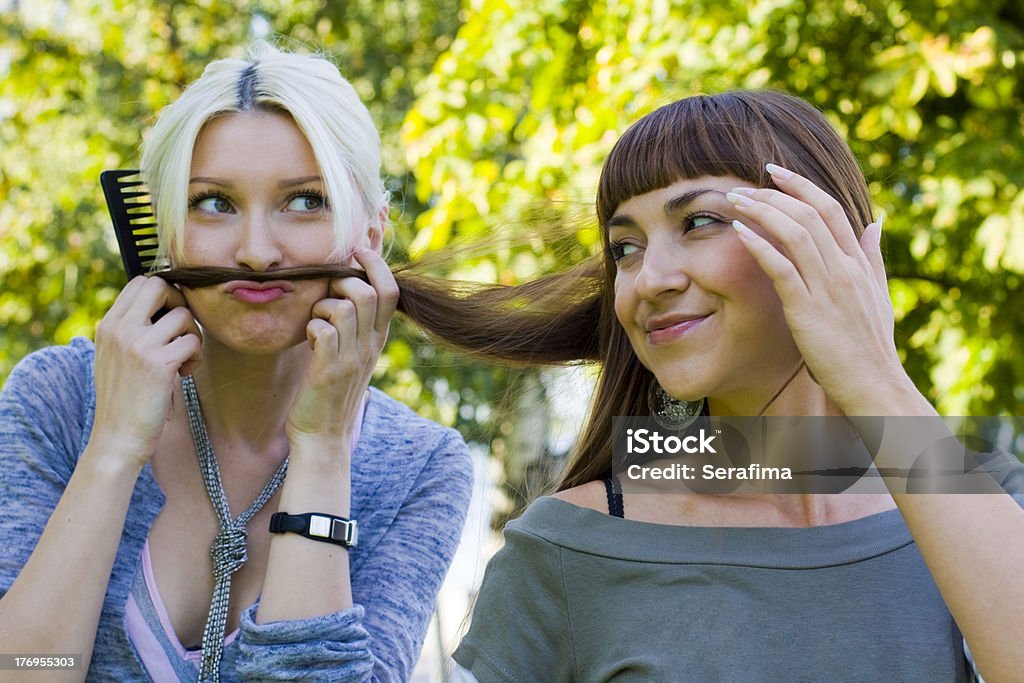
[595,91,873,235]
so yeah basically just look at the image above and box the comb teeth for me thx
[101,169,161,278]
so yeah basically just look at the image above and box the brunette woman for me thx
[451,91,1024,682]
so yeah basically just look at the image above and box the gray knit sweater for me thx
[0,337,473,681]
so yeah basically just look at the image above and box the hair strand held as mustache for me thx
[152,263,604,365]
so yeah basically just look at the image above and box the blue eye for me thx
[284,191,328,212]
[188,192,233,214]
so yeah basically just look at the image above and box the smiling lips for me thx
[224,280,294,304]
[645,313,711,345]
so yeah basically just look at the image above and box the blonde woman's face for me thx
[180,111,364,353]
[609,175,803,415]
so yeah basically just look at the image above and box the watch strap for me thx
[269,512,358,548]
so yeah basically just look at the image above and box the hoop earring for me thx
[649,382,705,430]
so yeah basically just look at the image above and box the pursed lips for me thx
[224,279,295,304]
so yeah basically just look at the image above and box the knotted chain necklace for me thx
[180,375,289,682]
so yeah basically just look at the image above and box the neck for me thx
[707,364,841,418]
[187,336,311,454]
[703,365,892,525]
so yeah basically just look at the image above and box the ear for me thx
[366,207,388,254]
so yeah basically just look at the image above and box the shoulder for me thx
[1,338,95,426]
[362,387,467,456]
[501,491,613,551]
[3,337,94,393]
[454,499,578,679]
[354,388,472,505]
[550,479,609,514]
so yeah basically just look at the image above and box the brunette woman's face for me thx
[609,175,802,414]
[180,111,369,354]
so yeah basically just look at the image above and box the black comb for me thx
[100,169,160,279]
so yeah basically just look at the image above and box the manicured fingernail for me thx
[726,192,754,207]
[876,212,885,231]
[765,163,793,179]
[732,219,755,238]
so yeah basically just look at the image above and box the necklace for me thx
[180,375,289,682]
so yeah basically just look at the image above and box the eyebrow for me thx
[187,175,324,189]
[607,189,719,229]
[278,176,324,189]
[664,189,716,214]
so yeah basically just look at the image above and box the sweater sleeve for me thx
[234,427,473,682]
[452,519,576,683]
[0,341,92,595]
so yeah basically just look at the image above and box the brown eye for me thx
[683,214,722,232]
[609,241,642,262]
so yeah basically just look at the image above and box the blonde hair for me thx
[140,42,386,263]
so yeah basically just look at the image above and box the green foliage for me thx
[404,0,1024,416]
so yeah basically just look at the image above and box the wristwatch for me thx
[269,512,358,548]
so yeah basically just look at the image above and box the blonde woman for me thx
[0,43,472,682]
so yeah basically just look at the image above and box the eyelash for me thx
[607,241,635,262]
[607,212,725,262]
[284,188,330,211]
[682,211,724,231]
[188,190,231,212]
[186,189,331,212]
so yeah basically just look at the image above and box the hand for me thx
[286,248,399,451]
[91,276,203,467]
[726,165,907,411]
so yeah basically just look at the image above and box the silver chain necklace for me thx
[180,375,289,682]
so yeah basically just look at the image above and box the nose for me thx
[234,210,283,272]
[632,239,690,301]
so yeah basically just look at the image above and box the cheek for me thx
[180,288,216,327]
[612,273,637,330]
[179,225,221,266]
[710,241,788,325]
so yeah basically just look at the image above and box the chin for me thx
[652,374,711,403]
[204,319,310,355]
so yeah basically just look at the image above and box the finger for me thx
[732,220,810,304]
[328,277,379,341]
[146,305,195,341]
[727,190,831,287]
[351,248,399,335]
[860,218,890,304]
[105,276,149,320]
[147,304,205,352]
[124,276,183,325]
[306,316,341,359]
[729,185,850,269]
[310,298,356,350]
[165,332,204,377]
[764,163,862,256]
[164,284,190,311]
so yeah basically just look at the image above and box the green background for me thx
[2,0,1023,511]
